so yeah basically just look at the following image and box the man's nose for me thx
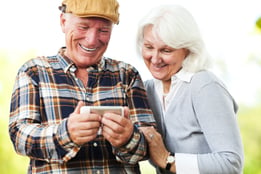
[85,30,99,45]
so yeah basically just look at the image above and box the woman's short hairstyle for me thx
[136,4,211,73]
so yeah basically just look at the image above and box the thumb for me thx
[123,106,130,119]
[74,101,85,114]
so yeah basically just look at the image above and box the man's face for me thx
[60,14,113,68]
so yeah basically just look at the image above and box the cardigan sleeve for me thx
[192,80,244,174]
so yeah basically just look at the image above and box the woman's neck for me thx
[162,79,171,94]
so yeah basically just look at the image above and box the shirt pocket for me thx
[92,81,127,106]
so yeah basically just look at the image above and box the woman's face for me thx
[60,14,113,68]
[142,25,189,81]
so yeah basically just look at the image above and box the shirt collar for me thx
[57,47,105,74]
[153,68,194,88]
[175,68,194,83]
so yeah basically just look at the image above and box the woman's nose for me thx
[151,51,161,64]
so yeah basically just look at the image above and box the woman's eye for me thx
[144,44,153,50]
[163,49,172,53]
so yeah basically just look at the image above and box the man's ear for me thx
[60,13,66,33]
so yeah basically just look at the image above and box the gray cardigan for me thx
[145,70,244,174]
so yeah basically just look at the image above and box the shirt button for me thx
[93,142,98,147]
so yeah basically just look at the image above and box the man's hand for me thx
[101,107,134,147]
[67,101,101,145]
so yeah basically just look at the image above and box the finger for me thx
[123,106,129,119]
[139,127,158,143]
[102,116,123,133]
[71,112,101,123]
[102,126,118,139]
[76,127,100,136]
[102,126,131,147]
[68,120,100,134]
[73,134,98,145]
[103,113,132,133]
[74,101,85,114]
[139,127,149,133]
[139,128,151,141]
[103,113,124,126]
[81,113,101,122]
[139,126,155,134]
[78,121,101,130]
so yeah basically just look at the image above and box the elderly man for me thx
[9,0,155,173]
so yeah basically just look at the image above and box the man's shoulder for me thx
[103,57,137,71]
[19,55,57,72]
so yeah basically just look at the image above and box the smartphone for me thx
[80,106,124,135]
[80,106,124,116]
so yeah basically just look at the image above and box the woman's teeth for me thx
[154,64,166,68]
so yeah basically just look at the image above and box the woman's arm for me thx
[193,81,244,174]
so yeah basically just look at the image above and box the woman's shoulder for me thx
[190,70,227,90]
[144,79,153,84]
[144,79,154,86]
[144,79,155,92]
[191,70,221,85]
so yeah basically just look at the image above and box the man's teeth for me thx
[80,44,97,51]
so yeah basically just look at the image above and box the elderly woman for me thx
[137,4,244,174]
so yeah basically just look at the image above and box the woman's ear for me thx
[184,48,190,58]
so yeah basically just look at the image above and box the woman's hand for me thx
[139,126,169,169]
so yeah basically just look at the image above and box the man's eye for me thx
[79,26,88,30]
[99,29,110,33]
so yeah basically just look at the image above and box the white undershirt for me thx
[153,69,200,174]
[154,69,193,113]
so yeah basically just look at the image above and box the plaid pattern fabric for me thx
[9,48,155,173]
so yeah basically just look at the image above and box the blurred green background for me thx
[1,4,261,174]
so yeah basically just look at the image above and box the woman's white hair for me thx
[136,4,211,73]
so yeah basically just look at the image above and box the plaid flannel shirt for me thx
[9,49,155,174]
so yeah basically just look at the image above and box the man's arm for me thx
[112,68,156,164]
[9,69,80,163]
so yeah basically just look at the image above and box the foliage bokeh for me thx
[0,49,33,173]
[256,17,261,31]
[0,44,261,173]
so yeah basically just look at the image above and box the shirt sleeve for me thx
[113,66,155,164]
[176,153,200,174]
[9,69,79,163]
